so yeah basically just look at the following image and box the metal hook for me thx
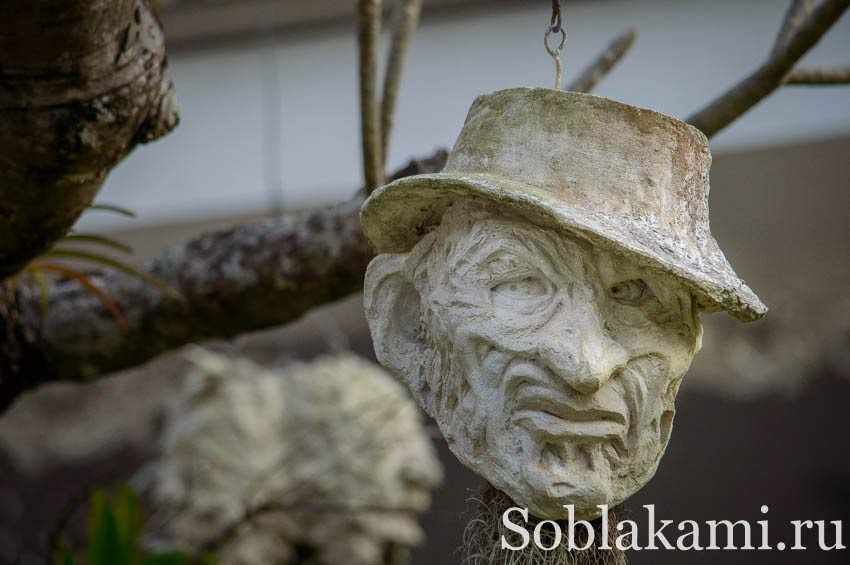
[544,25,567,90]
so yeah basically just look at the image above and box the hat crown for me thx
[361,88,766,321]
[444,88,712,259]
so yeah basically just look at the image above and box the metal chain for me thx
[545,0,567,89]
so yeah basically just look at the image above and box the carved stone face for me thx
[365,200,703,519]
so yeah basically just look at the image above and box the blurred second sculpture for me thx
[136,350,443,565]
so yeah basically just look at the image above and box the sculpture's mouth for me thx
[512,384,626,441]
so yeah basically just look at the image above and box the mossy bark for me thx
[0,152,447,413]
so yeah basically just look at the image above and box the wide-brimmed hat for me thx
[361,88,766,321]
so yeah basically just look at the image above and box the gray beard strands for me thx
[460,483,628,565]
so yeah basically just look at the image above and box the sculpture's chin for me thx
[474,464,614,521]
[458,432,668,521]
[519,446,616,520]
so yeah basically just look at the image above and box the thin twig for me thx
[687,0,850,138]
[567,29,636,93]
[773,0,817,56]
[358,0,384,193]
[381,0,423,164]
[786,65,850,84]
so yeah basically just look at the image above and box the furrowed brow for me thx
[512,225,585,280]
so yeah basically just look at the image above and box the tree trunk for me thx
[0,0,178,278]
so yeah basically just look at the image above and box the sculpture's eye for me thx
[491,276,548,301]
[609,279,649,305]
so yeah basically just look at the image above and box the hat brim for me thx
[361,172,767,322]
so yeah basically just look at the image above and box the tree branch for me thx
[0,0,179,278]
[566,29,636,94]
[687,0,849,138]
[773,0,817,56]
[785,65,850,84]
[358,0,384,193]
[0,151,448,413]
[381,0,423,164]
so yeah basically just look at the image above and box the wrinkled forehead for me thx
[447,211,589,276]
[425,201,654,283]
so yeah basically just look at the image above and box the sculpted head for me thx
[361,88,765,520]
[365,199,702,519]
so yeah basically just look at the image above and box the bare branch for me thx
[567,29,637,94]
[0,151,448,413]
[786,65,850,84]
[358,0,384,193]
[381,0,423,164]
[687,0,850,138]
[773,0,817,56]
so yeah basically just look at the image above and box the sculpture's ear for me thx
[364,253,426,392]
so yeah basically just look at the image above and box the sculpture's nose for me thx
[537,289,629,394]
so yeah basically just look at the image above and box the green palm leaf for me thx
[87,203,137,217]
[61,234,133,254]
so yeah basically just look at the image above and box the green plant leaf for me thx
[62,234,134,254]
[87,489,124,565]
[64,487,205,565]
[112,486,142,565]
[140,552,189,565]
[41,249,180,300]
[87,203,137,218]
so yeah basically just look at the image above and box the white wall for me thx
[85,0,850,230]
